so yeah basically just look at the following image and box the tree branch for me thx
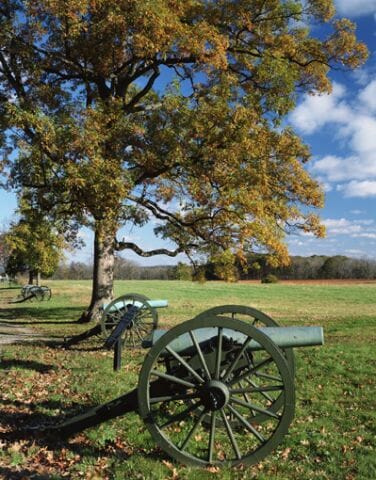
[124,65,160,111]
[114,240,192,257]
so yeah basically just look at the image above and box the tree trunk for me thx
[28,270,34,285]
[36,271,41,286]
[78,225,115,323]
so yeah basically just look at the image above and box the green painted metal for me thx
[15,284,52,302]
[194,305,295,376]
[51,304,324,468]
[145,325,324,353]
[100,293,158,347]
[103,299,168,310]
[138,315,295,467]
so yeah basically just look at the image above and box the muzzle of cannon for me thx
[50,305,324,468]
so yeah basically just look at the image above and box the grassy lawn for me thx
[0,280,375,479]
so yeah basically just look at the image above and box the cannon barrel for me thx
[103,299,168,311]
[143,325,324,353]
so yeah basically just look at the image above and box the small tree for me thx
[5,202,65,284]
[175,262,193,281]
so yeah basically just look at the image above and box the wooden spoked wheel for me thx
[38,286,52,301]
[138,316,295,467]
[194,305,295,375]
[100,293,158,348]
[194,305,295,424]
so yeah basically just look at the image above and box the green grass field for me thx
[0,280,375,479]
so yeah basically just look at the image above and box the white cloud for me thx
[352,233,376,239]
[335,0,376,17]
[322,218,363,234]
[343,116,376,154]
[312,155,376,182]
[291,78,376,197]
[342,180,376,197]
[357,219,375,225]
[344,249,369,257]
[322,218,376,238]
[358,80,376,114]
[289,83,350,134]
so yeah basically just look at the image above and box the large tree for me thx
[0,1,367,321]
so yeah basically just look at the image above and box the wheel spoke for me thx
[159,402,201,429]
[230,385,284,395]
[112,304,123,314]
[255,371,282,382]
[130,329,136,347]
[215,327,223,380]
[230,397,281,419]
[208,410,217,463]
[165,346,205,384]
[179,409,206,450]
[150,370,196,389]
[226,404,266,443]
[220,408,242,460]
[150,392,200,404]
[189,331,212,380]
[133,327,145,342]
[137,310,152,320]
[228,356,274,386]
[244,378,275,403]
[221,336,252,382]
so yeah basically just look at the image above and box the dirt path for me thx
[0,290,62,346]
[0,322,64,345]
[0,322,38,345]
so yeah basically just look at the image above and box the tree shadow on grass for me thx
[0,398,168,466]
[0,359,57,373]
[0,401,99,450]
[0,306,84,324]
[0,467,63,480]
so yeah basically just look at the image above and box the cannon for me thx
[10,284,52,303]
[100,293,168,347]
[50,306,324,468]
[64,293,167,349]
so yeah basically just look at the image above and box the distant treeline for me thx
[238,254,376,280]
[51,254,376,281]
[53,257,176,281]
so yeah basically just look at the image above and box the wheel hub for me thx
[199,380,230,411]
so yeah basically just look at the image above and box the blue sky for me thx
[1,0,376,266]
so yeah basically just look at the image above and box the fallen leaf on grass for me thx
[280,447,291,460]
[206,466,220,473]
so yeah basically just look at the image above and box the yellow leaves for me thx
[211,249,238,282]
[307,0,335,21]
[326,19,368,69]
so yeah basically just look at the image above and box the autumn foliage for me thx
[0,1,367,319]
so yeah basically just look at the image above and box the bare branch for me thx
[115,240,193,257]
[124,65,160,111]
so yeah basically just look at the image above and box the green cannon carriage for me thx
[101,293,168,347]
[52,305,324,468]
[10,284,52,303]
[64,293,167,349]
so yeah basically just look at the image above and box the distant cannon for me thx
[101,293,168,347]
[10,284,52,303]
[64,293,167,350]
[50,305,324,468]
